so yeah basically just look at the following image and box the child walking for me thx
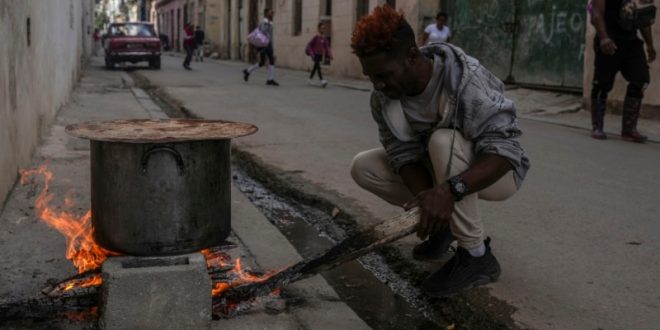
[305,23,333,88]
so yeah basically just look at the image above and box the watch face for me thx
[455,182,466,194]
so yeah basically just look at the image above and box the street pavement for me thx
[132,53,660,330]
[0,57,369,329]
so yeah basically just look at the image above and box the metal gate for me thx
[445,0,587,90]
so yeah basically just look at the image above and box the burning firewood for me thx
[221,208,420,302]
[0,291,98,321]
[41,270,102,298]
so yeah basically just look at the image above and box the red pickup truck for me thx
[104,22,161,69]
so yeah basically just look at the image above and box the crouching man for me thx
[349,6,530,297]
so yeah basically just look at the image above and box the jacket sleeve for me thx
[457,61,530,183]
[370,93,426,174]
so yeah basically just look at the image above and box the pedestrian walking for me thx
[243,8,279,86]
[306,22,333,88]
[350,5,530,298]
[183,23,195,70]
[589,0,656,142]
[194,26,205,62]
[421,12,451,46]
[93,28,102,56]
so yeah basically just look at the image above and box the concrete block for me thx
[293,301,371,330]
[100,253,212,330]
[212,312,300,330]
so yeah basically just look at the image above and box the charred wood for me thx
[222,209,419,301]
[0,291,98,321]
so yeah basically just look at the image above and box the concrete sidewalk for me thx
[0,57,369,329]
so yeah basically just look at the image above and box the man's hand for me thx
[600,38,618,55]
[647,45,656,63]
[403,184,455,240]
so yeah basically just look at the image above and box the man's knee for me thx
[591,85,610,99]
[626,81,647,98]
[427,129,472,178]
[427,129,455,152]
[350,150,373,188]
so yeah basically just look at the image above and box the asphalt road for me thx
[134,54,660,330]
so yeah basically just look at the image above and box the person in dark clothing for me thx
[589,0,656,142]
[183,23,195,70]
[194,26,205,62]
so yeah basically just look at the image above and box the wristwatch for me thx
[447,176,468,201]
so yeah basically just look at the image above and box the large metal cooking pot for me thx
[66,119,257,256]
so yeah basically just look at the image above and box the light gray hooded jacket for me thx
[370,43,530,188]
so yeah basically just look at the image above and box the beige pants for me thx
[350,129,518,249]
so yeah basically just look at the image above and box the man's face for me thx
[266,10,274,20]
[436,16,447,27]
[360,52,412,100]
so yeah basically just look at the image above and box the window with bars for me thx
[293,0,302,36]
[323,0,332,16]
[356,0,369,22]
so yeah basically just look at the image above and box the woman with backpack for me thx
[243,8,279,86]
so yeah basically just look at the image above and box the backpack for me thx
[619,0,657,31]
[247,27,269,48]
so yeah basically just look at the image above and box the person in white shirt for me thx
[421,12,451,45]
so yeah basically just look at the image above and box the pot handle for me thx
[141,146,185,176]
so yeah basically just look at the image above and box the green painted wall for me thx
[446,0,586,89]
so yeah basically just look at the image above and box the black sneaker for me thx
[412,226,455,262]
[243,69,250,82]
[266,79,280,86]
[422,237,501,298]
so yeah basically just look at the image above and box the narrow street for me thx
[3,1,660,329]
[132,54,660,329]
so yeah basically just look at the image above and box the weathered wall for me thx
[583,5,660,117]
[0,0,94,209]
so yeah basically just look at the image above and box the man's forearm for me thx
[591,0,610,40]
[453,154,513,195]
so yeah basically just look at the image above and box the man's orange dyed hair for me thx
[351,5,414,57]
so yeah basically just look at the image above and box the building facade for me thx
[153,0,224,52]
[151,0,440,75]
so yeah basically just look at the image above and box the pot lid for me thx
[65,119,258,143]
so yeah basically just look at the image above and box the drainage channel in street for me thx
[231,167,442,330]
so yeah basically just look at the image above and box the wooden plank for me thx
[221,208,420,302]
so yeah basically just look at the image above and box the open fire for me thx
[20,164,276,307]
[19,165,115,290]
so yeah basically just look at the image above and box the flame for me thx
[60,274,104,292]
[202,251,275,297]
[20,165,117,290]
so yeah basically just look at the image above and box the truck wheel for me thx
[105,57,113,70]
[150,57,161,70]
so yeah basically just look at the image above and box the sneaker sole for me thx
[621,137,647,143]
[424,270,501,298]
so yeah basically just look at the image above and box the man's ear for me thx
[406,46,420,63]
